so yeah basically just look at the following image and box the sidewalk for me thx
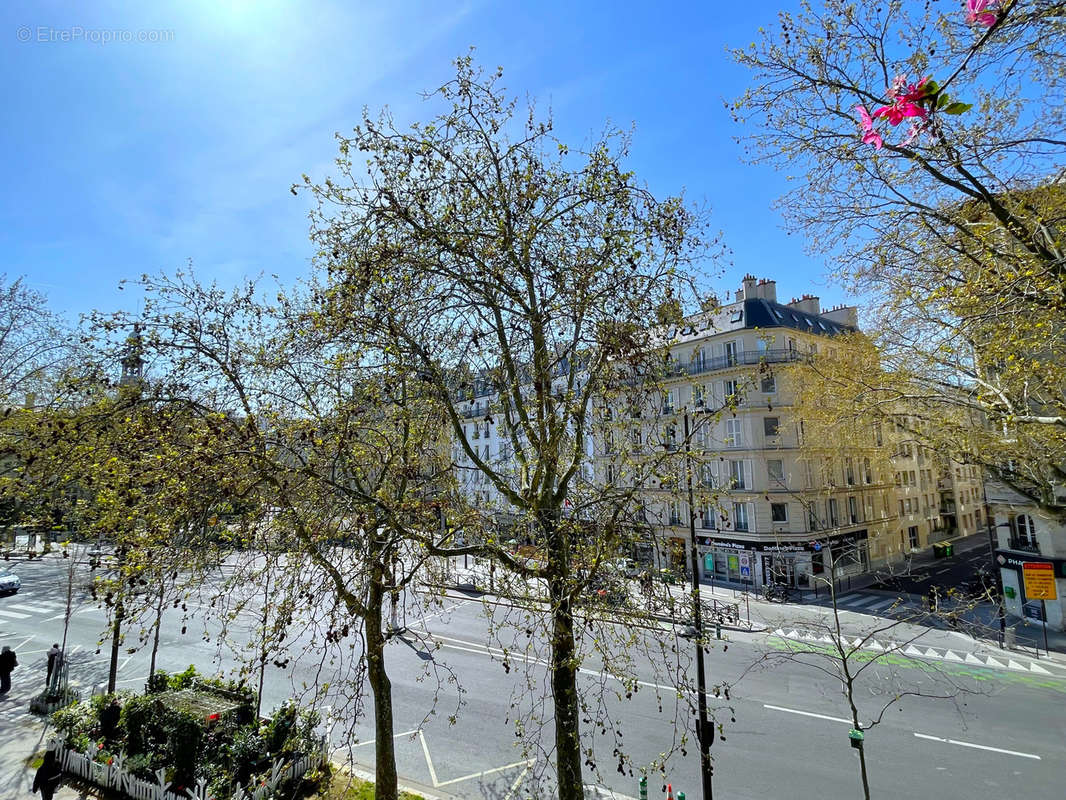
[0,687,97,800]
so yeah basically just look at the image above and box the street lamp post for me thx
[682,411,714,800]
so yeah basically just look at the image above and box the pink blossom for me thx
[966,0,999,27]
[873,77,931,125]
[853,105,884,150]
[873,101,927,126]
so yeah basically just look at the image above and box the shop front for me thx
[994,550,1066,629]
[699,530,869,589]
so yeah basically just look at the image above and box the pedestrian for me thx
[100,698,121,741]
[46,644,61,685]
[0,645,17,694]
[32,749,63,800]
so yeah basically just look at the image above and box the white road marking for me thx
[763,703,852,725]
[419,730,439,787]
[865,598,897,612]
[9,604,58,614]
[914,732,1041,760]
[417,599,471,625]
[437,757,537,788]
[502,764,532,800]
[843,595,881,608]
[350,729,420,748]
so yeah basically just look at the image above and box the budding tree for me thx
[733,0,1066,515]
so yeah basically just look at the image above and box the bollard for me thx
[678,793,686,800]
[639,776,648,800]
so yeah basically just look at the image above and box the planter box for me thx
[50,736,326,800]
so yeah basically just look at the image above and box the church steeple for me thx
[120,323,144,387]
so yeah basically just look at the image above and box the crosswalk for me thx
[804,591,914,615]
[771,627,1061,675]
[0,596,104,623]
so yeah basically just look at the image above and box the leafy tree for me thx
[300,56,719,798]
[0,275,75,404]
[732,0,1066,515]
[102,272,460,800]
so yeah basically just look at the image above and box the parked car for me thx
[0,569,20,595]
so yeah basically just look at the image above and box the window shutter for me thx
[744,460,753,491]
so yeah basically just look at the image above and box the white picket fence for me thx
[51,736,326,800]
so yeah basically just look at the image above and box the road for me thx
[2,555,1064,799]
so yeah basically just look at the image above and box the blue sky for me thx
[1,0,848,321]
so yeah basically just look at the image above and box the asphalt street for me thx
[1,555,1064,800]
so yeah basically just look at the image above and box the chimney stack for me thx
[786,294,821,316]
[823,304,859,329]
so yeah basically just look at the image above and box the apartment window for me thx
[763,417,780,437]
[733,502,749,531]
[845,458,855,486]
[828,498,839,526]
[664,425,677,451]
[725,418,744,447]
[699,463,716,488]
[725,340,738,366]
[701,505,716,529]
[908,526,919,549]
[693,348,707,371]
[472,425,480,439]
[767,459,784,485]
[1013,515,1037,548]
[606,463,615,485]
[761,374,776,393]
[848,495,859,524]
[771,503,788,523]
[693,383,706,408]
[863,457,872,484]
[662,390,675,414]
[630,426,642,452]
[808,506,820,531]
[729,459,747,490]
[670,503,682,526]
[723,378,740,403]
[874,423,883,447]
[899,499,905,516]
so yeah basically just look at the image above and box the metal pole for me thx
[684,412,713,800]
[1042,600,1050,656]
[980,482,1007,647]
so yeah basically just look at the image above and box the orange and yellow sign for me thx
[1023,562,1058,600]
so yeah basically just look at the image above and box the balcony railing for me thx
[665,348,809,379]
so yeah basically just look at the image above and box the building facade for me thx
[454,275,982,591]
[987,481,1066,630]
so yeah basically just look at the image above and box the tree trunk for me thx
[107,601,123,694]
[366,579,398,800]
[149,582,164,678]
[549,576,584,800]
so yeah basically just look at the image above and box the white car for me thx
[0,569,20,595]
